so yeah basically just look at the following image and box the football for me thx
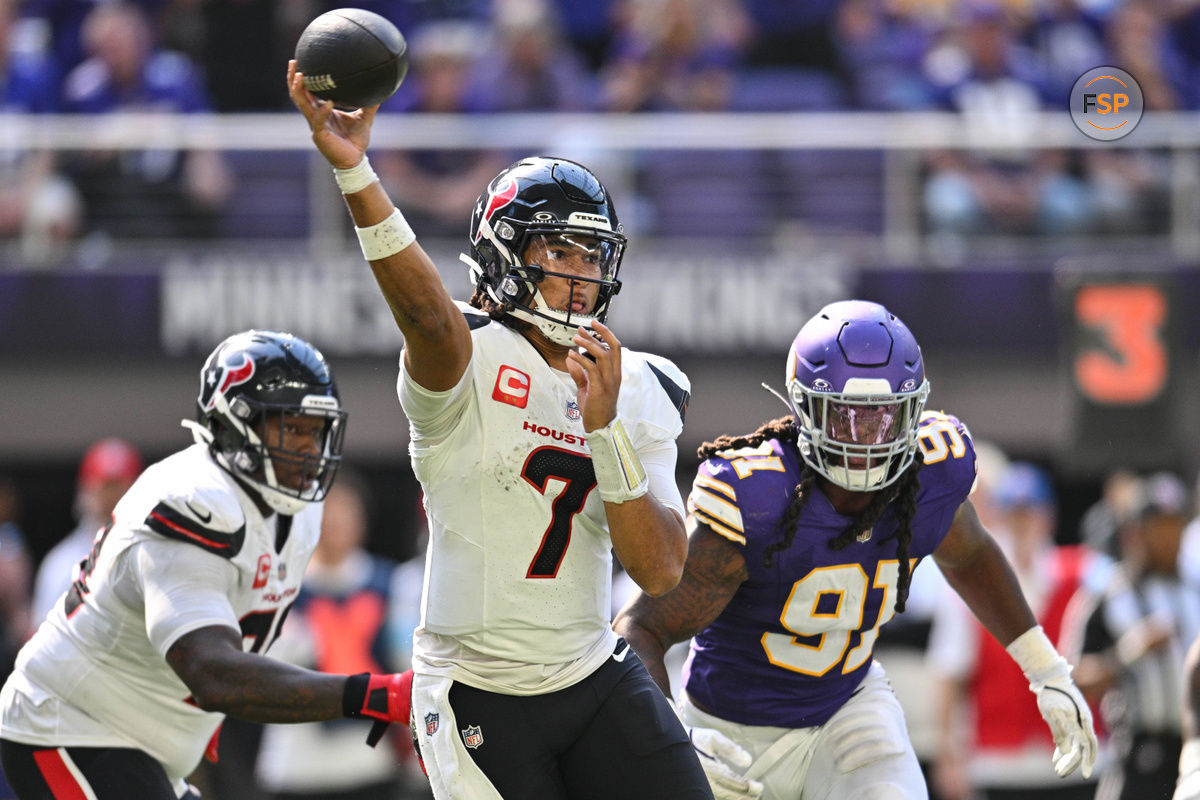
[295,8,409,110]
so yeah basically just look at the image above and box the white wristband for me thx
[588,417,648,504]
[333,155,379,195]
[355,208,415,261]
[1006,625,1070,687]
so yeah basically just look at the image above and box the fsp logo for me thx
[492,366,531,408]
[1070,67,1143,141]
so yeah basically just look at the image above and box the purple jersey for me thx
[684,411,976,728]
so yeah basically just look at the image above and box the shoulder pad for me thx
[463,309,491,331]
[144,496,246,558]
[454,300,492,331]
[640,354,690,424]
[688,441,788,547]
[917,410,976,466]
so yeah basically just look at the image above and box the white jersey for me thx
[400,306,689,694]
[0,444,321,784]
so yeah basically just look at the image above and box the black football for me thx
[295,8,408,109]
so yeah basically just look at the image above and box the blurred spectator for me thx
[1080,468,1142,560]
[0,0,82,266]
[740,0,840,71]
[598,0,751,112]
[31,437,143,624]
[927,462,1101,800]
[0,477,32,680]
[598,0,772,239]
[374,20,508,238]
[252,469,428,800]
[1065,472,1200,800]
[466,0,597,111]
[59,2,232,240]
[554,0,618,71]
[186,0,296,111]
[1168,1,1200,110]
[20,0,172,79]
[922,1,1093,237]
[1105,0,1183,112]
[1022,0,1110,107]
[834,0,936,110]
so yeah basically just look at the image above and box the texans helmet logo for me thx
[475,179,518,242]
[200,353,256,411]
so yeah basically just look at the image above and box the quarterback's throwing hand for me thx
[286,59,374,170]
[688,726,764,800]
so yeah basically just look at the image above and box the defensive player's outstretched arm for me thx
[932,499,1037,644]
[615,519,764,800]
[167,625,410,729]
[614,518,746,696]
[933,499,1098,780]
[286,60,469,392]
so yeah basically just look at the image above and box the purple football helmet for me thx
[786,300,930,491]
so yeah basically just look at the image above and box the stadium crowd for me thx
[0,0,1193,256]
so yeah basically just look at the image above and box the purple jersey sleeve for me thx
[683,413,976,728]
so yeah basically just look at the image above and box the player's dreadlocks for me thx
[468,287,507,320]
[699,416,924,614]
[469,287,534,335]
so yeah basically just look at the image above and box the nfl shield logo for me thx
[425,712,439,736]
[462,724,484,749]
[566,400,580,420]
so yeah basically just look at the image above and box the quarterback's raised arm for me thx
[287,60,469,392]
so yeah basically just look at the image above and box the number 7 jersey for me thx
[399,307,690,695]
[684,411,976,728]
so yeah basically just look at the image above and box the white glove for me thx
[1174,739,1200,800]
[1007,626,1098,780]
[687,726,764,800]
[1032,671,1097,778]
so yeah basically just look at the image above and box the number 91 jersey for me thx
[683,411,976,728]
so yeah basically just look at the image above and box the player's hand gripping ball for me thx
[295,8,408,109]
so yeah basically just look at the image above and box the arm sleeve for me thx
[397,353,474,446]
[640,436,684,519]
[125,538,241,656]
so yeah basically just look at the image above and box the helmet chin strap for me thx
[185,419,311,516]
[509,289,596,347]
[827,463,890,491]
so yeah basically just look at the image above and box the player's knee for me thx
[827,706,907,773]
